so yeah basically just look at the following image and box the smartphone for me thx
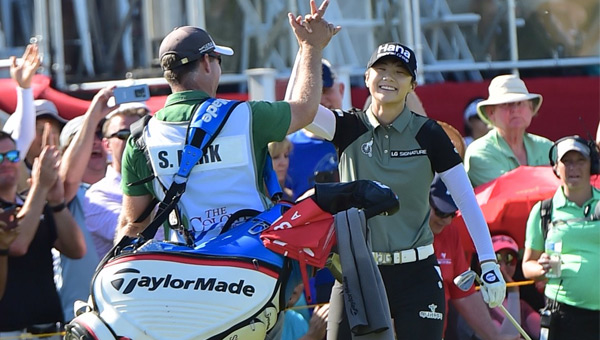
[0,205,18,230]
[113,84,150,105]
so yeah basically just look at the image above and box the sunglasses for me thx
[95,130,104,140]
[207,53,222,65]
[0,150,20,163]
[432,206,457,219]
[107,129,131,141]
[496,252,517,266]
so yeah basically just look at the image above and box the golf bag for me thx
[63,180,399,340]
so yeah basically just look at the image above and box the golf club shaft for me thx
[497,304,532,340]
[475,276,532,340]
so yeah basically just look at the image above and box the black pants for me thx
[328,255,445,340]
[547,300,599,340]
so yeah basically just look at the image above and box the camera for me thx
[113,84,150,105]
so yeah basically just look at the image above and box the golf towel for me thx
[335,208,393,337]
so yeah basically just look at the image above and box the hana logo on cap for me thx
[367,43,417,78]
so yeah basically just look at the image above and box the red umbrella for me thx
[455,166,600,256]
[455,166,561,255]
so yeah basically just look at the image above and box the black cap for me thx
[429,176,457,214]
[159,26,234,70]
[322,59,336,88]
[367,42,417,78]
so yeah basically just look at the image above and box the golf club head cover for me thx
[479,261,506,308]
[312,180,399,219]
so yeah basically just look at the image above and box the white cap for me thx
[556,138,590,161]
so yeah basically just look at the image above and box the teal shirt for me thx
[464,129,553,187]
[121,90,291,197]
[525,186,600,310]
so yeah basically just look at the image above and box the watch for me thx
[49,201,67,212]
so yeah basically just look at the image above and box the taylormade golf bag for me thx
[63,180,398,340]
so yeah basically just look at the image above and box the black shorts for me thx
[327,255,445,340]
[547,300,599,340]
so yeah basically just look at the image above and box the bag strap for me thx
[139,98,241,241]
[539,198,553,240]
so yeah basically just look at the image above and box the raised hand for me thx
[86,86,117,123]
[288,0,341,50]
[10,44,42,89]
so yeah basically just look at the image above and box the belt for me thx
[373,244,434,265]
[548,299,600,316]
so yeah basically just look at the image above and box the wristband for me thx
[49,201,67,213]
[0,248,9,256]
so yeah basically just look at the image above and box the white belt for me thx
[373,244,434,265]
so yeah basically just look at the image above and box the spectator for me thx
[429,176,519,340]
[85,102,149,259]
[286,59,341,201]
[522,136,600,340]
[464,75,553,187]
[268,138,294,201]
[116,8,340,245]
[296,42,505,340]
[463,97,490,146]
[52,89,115,321]
[282,283,329,340]
[0,130,85,338]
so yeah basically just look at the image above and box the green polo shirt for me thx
[332,106,462,252]
[525,186,600,310]
[121,90,291,197]
[464,128,553,187]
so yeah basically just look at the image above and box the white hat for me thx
[464,98,483,122]
[35,99,67,124]
[556,137,590,161]
[476,75,543,126]
[59,116,85,148]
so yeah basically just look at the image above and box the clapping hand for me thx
[30,123,64,205]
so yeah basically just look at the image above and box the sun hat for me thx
[59,115,85,148]
[35,99,67,125]
[322,59,336,88]
[159,26,234,70]
[492,234,519,253]
[367,42,417,78]
[476,75,543,126]
[429,175,458,214]
[556,137,590,161]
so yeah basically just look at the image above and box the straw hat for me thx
[476,75,543,126]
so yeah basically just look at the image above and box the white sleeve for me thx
[439,163,495,262]
[2,87,36,155]
[304,105,336,140]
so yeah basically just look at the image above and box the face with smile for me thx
[365,57,414,106]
